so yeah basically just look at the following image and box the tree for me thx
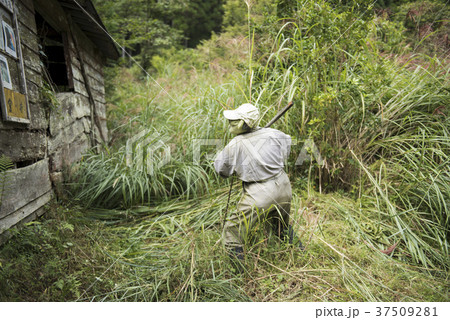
[173,0,224,47]
[92,0,224,68]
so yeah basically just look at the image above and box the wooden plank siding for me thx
[0,159,53,242]
[0,159,52,220]
[0,0,114,241]
[17,0,37,34]
[20,0,35,12]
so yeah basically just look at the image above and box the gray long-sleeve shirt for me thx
[214,127,291,182]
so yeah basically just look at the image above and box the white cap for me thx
[223,103,260,128]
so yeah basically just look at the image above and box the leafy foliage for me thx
[379,0,450,57]
[92,0,224,69]
[246,0,449,269]
[0,205,88,301]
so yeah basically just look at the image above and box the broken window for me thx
[35,13,73,92]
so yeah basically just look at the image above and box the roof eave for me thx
[59,0,120,60]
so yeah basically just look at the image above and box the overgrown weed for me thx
[30,0,450,301]
[0,202,122,301]
[1,191,448,301]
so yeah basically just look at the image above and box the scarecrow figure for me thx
[214,103,303,261]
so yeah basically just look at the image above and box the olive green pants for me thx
[223,171,292,249]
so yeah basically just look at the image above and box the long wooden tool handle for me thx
[223,175,234,228]
[264,101,294,128]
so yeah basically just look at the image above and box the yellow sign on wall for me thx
[3,88,28,119]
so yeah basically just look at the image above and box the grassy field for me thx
[0,189,448,302]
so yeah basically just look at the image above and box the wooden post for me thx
[67,17,106,148]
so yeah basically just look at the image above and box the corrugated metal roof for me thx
[58,0,119,60]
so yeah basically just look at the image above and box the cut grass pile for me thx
[1,188,448,301]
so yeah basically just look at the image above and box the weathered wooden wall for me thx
[0,0,110,241]
[0,159,52,243]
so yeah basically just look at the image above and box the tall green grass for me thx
[66,188,448,302]
[68,0,449,272]
[75,186,254,301]
[68,150,212,208]
[247,0,450,269]
[67,57,246,208]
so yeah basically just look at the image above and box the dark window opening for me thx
[35,13,73,92]
[15,159,37,168]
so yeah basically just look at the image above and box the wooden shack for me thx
[0,0,118,242]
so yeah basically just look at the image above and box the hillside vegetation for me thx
[0,0,448,301]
